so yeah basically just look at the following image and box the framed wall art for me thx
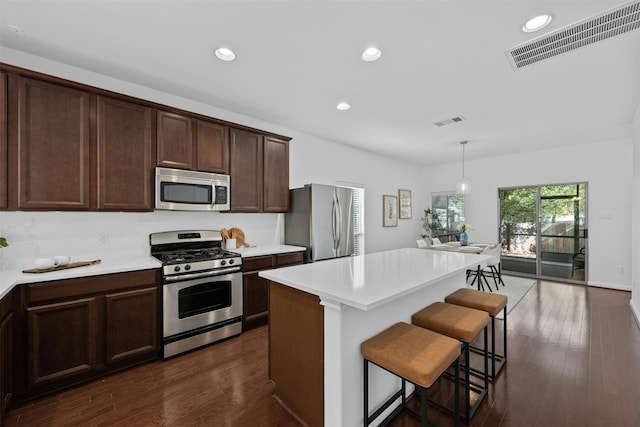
[382,195,398,227]
[398,189,412,219]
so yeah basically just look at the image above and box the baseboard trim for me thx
[587,281,632,292]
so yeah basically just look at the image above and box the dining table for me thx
[426,241,490,254]
[425,241,493,289]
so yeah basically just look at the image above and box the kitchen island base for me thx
[268,271,468,427]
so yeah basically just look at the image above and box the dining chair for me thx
[467,244,503,292]
[483,244,505,290]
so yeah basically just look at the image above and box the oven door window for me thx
[178,280,232,319]
[161,182,212,205]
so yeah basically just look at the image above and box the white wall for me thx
[0,48,423,272]
[631,100,640,325]
[422,138,634,290]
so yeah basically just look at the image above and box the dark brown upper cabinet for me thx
[263,136,289,212]
[96,96,154,211]
[1,64,290,213]
[17,77,91,210]
[156,113,229,175]
[229,128,263,212]
[156,110,194,170]
[196,120,229,174]
[229,129,290,213]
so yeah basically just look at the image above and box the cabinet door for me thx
[97,96,154,210]
[27,297,98,387]
[18,77,91,210]
[263,136,289,212]
[156,110,193,170]
[0,72,7,210]
[243,271,270,330]
[0,294,13,420]
[229,128,263,212]
[196,120,229,173]
[105,287,158,364]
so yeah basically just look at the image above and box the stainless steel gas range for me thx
[150,230,243,359]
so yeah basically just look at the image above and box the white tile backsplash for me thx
[0,211,284,271]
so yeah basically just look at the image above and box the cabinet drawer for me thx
[242,255,274,272]
[276,252,304,267]
[27,270,159,304]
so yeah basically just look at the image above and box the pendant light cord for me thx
[461,140,467,179]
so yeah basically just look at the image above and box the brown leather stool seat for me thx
[361,322,461,427]
[445,288,508,380]
[411,302,489,422]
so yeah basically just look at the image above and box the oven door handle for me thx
[164,267,241,282]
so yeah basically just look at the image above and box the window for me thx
[431,192,465,240]
[338,182,364,256]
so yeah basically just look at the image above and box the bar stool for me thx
[411,302,489,422]
[445,288,508,381]
[361,322,461,427]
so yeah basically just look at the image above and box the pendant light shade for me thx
[456,141,470,194]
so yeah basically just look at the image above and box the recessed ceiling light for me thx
[522,14,552,33]
[336,102,351,111]
[361,47,382,62]
[214,47,236,62]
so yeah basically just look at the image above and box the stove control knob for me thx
[221,260,227,266]
[174,266,180,273]
[228,259,235,265]
[185,264,191,271]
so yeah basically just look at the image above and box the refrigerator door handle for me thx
[334,192,342,256]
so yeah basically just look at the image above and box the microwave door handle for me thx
[211,182,217,209]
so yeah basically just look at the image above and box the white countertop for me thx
[259,247,490,311]
[232,244,306,258]
[0,256,162,300]
[0,245,307,301]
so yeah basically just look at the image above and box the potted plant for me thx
[420,209,441,242]
[0,237,7,248]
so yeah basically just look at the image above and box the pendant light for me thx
[456,141,470,194]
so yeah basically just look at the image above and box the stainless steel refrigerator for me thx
[285,184,355,263]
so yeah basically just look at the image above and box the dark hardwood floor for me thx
[6,280,640,426]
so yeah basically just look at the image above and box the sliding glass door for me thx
[499,183,587,283]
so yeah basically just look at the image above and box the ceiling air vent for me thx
[506,0,640,70]
[434,115,466,127]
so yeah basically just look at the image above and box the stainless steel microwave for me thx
[155,167,230,211]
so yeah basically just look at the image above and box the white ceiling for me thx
[1,0,639,166]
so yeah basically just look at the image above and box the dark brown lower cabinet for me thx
[0,291,13,426]
[242,252,304,330]
[27,297,98,387]
[14,269,160,402]
[105,287,158,364]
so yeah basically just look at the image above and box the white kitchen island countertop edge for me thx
[259,247,491,311]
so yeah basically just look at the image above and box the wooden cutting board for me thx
[22,259,102,274]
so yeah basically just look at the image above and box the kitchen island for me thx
[259,247,490,427]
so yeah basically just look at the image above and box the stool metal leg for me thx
[491,315,496,379]
[454,357,460,427]
[503,305,508,359]
[463,343,470,421]
[363,359,369,426]
[420,386,428,427]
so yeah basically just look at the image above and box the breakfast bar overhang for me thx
[259,247,490,427]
